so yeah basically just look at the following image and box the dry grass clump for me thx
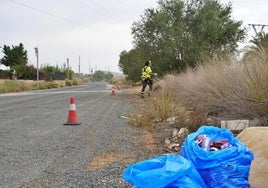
[149,75,203,131]
[111,76,126,86]
[150,75,178,120]
[127,75,193,130]
[0,80,33,93]
[150,75,192,125]
[175,50,268,126]
[131,50,268,130]
[0,79,68,93]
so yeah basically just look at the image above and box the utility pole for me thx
[67,58,69,79]
[34,47,39,87]
[78,56,80,74]
[248,24,268,36]
[89,60,91,75]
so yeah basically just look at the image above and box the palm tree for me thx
[250,32,268,51]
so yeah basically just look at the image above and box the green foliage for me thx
[42,64,62,74]
[243,32,268,60]
[250,32,268,51]
[1,43,28,68]
[65,80,72,86]
[72,79,79,85]
[41,64,65,81]
[119,0,246,80]
[92,70,114,82]
[0,43,38,80]
[105,72,114,82]
[92,70,105,81]
[65,69,73,80]
[118,48,147,82]
[186,0,245,58]
[14,65,36,80]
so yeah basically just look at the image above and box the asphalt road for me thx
[0,82,137,187]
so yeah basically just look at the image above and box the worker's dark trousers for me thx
[141,78,153,97]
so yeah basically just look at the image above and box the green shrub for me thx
[72,79,78,85]
[65,80,72,86]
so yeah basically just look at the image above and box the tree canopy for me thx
[0,43,28,68]
[92,70,114,82]
[119,0,246,81]
[250,32,268,52]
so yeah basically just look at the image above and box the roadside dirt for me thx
[124,85,184,156]
[124,85,268,188]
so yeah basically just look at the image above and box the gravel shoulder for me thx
[0,84,169,188]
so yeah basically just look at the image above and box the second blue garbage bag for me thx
[180,125,254,188]
[123,153,207,188]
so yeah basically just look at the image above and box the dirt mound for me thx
[237,127,268,188]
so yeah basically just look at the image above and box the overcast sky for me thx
[1,0,268,74]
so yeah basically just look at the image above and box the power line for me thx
[8,0,80,26]
[248,24,268,36]
[76,0,125,23]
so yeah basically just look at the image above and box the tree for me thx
[14,64,36,80]
[92,70,105,81]
[42,64,65,81]
[92,70,114,82]
[128,0,246,75]
[118,48,149,82]
[1,43,28,68]
[250,32,268,51]
[105,72,114,82]
[242,32,268,60]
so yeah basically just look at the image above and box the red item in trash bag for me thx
[211,141,229,150]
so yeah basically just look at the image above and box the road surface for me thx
[0,82,142,187]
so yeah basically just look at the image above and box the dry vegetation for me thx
[126,50,268,133]
[0,78,83,93]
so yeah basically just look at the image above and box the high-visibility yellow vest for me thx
[141,66,152,80]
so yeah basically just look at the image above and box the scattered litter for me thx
[164,138,170,145]
[178,128,189,137]
[121,116,135,121]
[166,116,177,124]
[172,128,178,137]
[164,127,189,153]
[123,125,254,188]
[167,143,180,152]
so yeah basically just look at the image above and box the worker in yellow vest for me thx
[140,60,156,98]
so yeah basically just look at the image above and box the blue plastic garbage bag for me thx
[180,125,254,188]
[123,153,207,188]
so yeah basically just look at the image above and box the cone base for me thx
[63,122,81,126]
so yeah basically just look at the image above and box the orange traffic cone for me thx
[111,88,116,95]
[111,86,116,95]
[64,96,81,125]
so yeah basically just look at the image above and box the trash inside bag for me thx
[123,153,207,188]
[180,125,254,188]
